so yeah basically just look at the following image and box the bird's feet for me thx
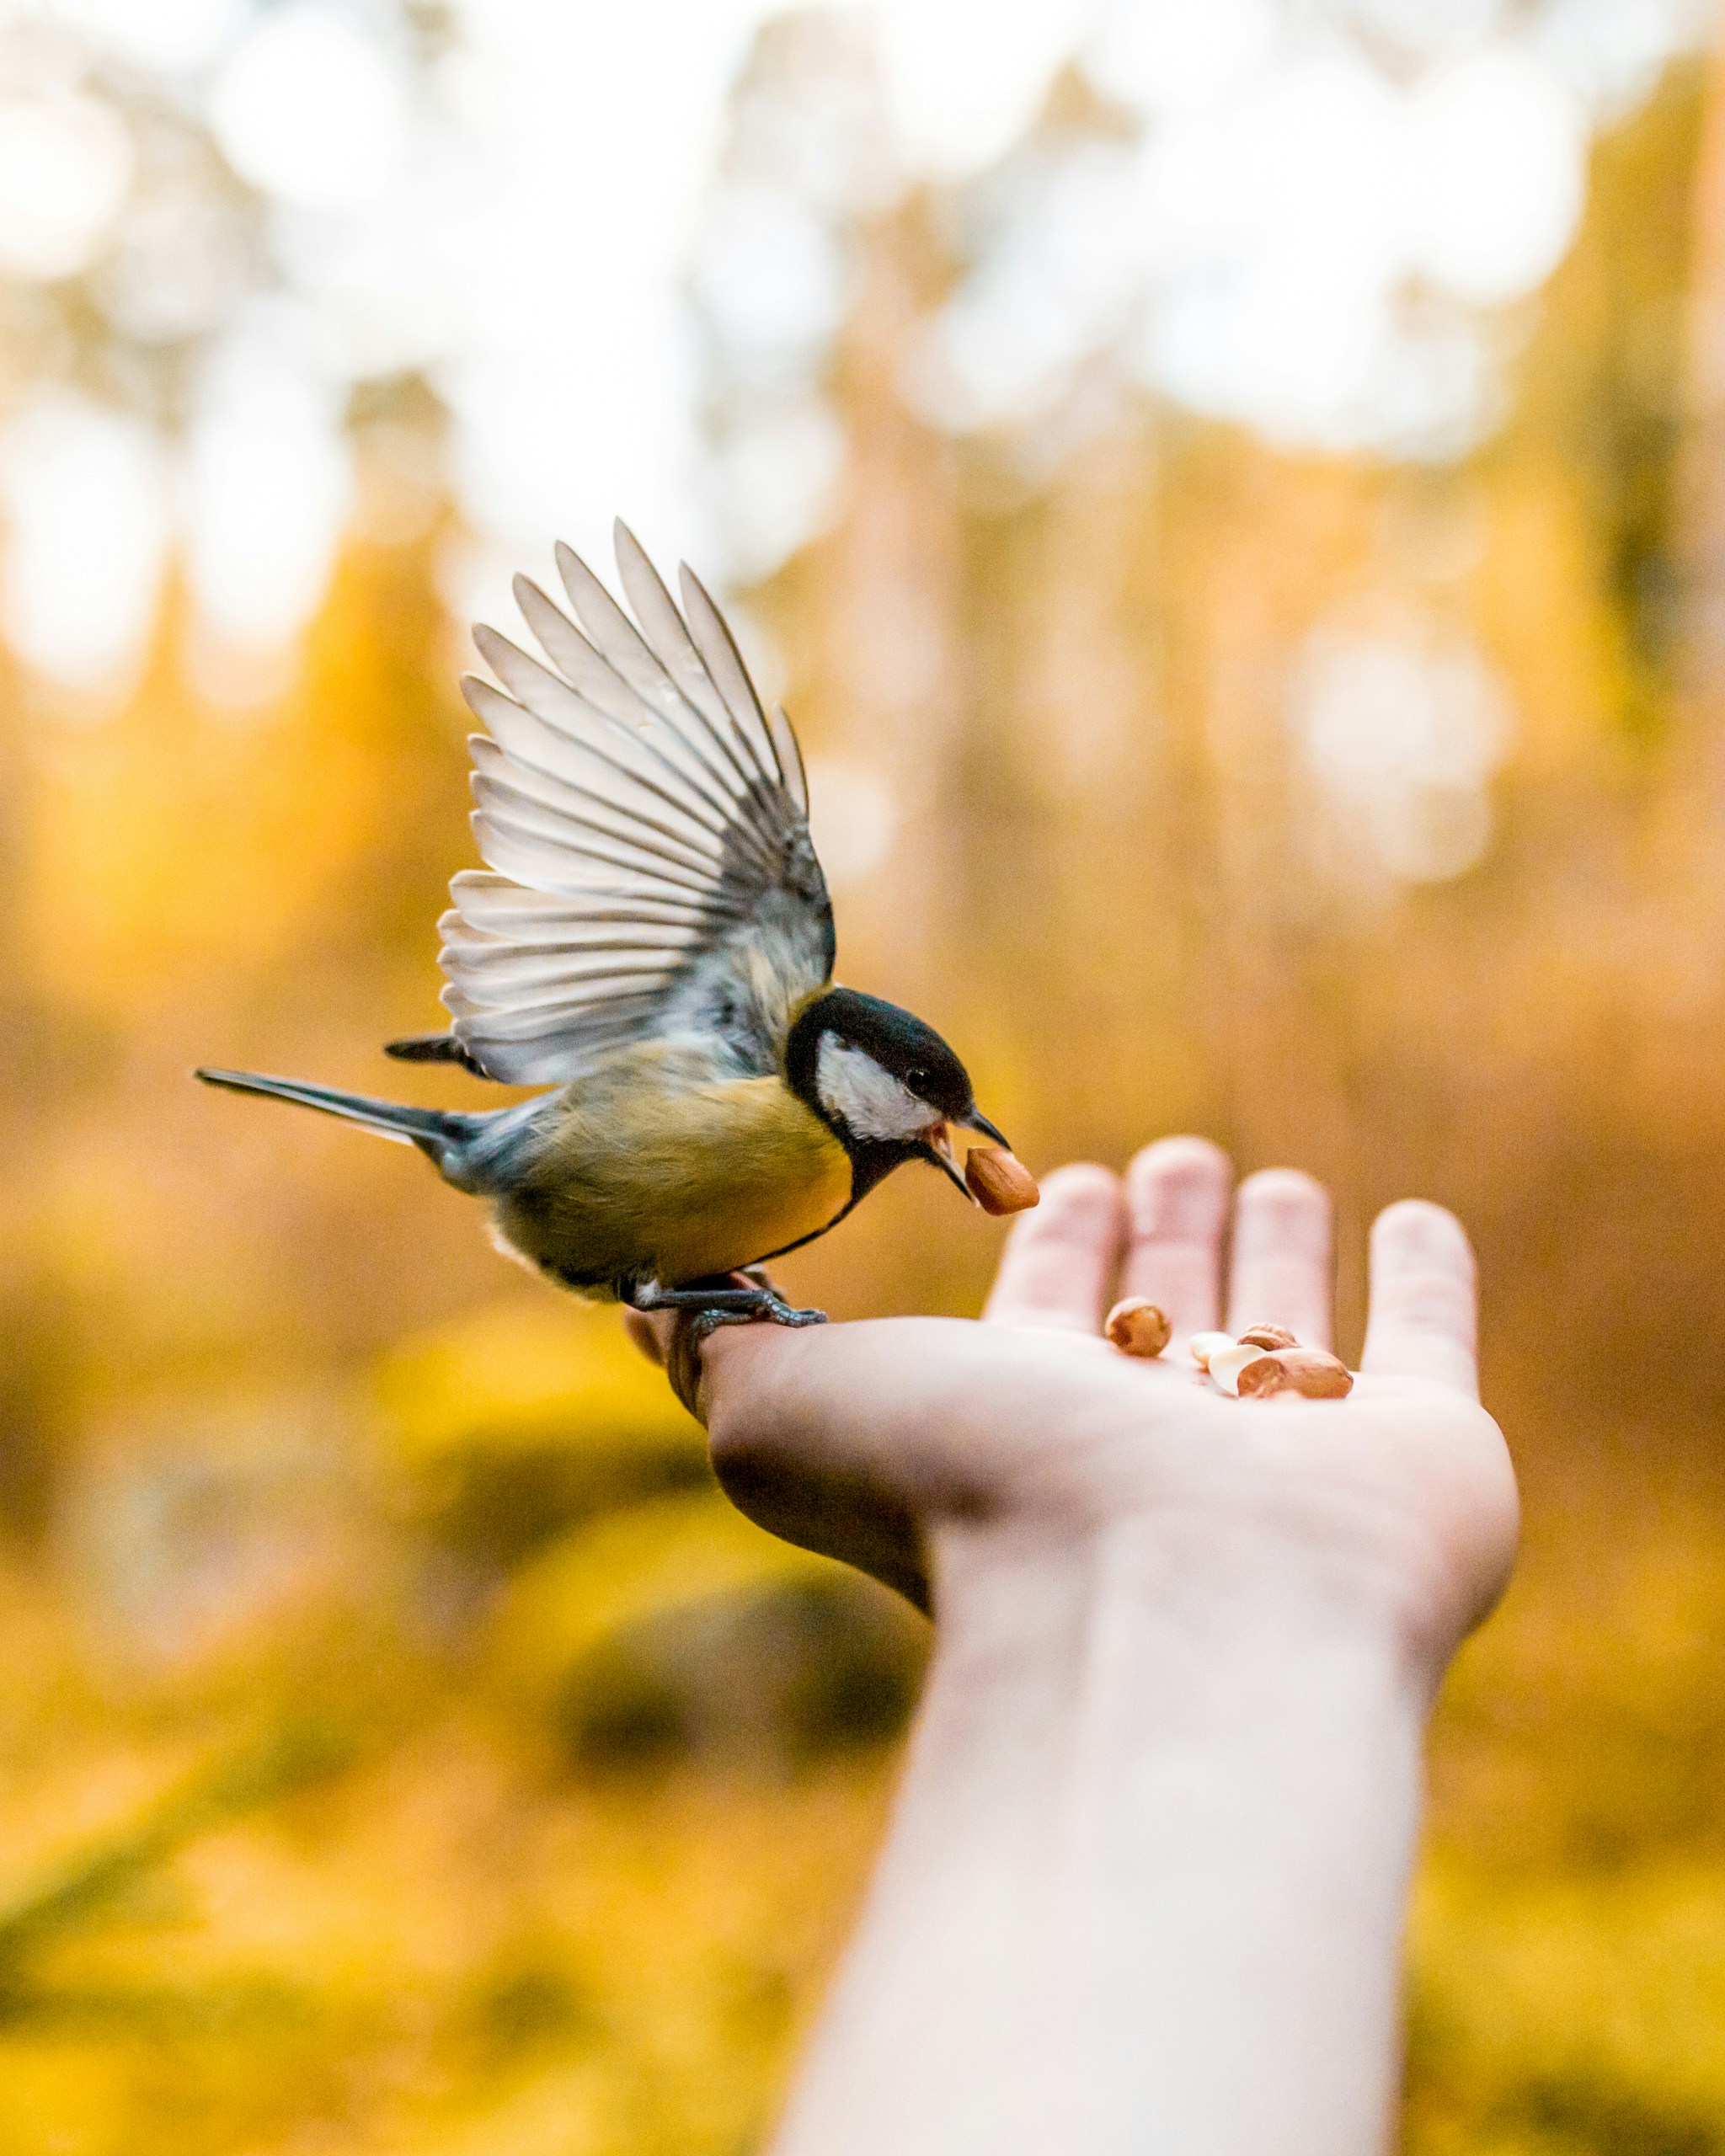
[625,1272,826,1419]
[627,1269,828,1336]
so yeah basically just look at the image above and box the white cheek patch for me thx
[815,1034,935,1141]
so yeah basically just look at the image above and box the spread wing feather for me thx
[678,565,785,786]
[769,706,809,816]
[427,523,834,1086]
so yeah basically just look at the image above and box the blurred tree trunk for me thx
[1680,31,1725,723]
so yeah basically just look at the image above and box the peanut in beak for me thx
[964,1145,1040,1215]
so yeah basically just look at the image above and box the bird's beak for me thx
[924,1123,977,1203]
[959,1107,1011,1149]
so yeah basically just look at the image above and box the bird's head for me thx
[785,986,1007,1202]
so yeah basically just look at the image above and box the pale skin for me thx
[636,1136,1519,2156]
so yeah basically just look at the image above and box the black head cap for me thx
[784,989,1009,1218]
[786,987,978,1130]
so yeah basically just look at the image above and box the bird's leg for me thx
[624,1273,825,1422]
[627,1270,828,1337]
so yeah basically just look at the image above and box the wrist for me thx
[919,1510,1433,1857]
[926,1479,1450,1714]
[778,1508,1429,2156]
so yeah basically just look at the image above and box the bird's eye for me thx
[905,1066,929,1091]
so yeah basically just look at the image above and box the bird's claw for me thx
[678,1288,826,1369]
[728,1270,829,1329]
[643,1271,826,1417]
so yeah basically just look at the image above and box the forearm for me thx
[771,1514,1429,2156]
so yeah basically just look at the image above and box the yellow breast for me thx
[493,1061,854,1293]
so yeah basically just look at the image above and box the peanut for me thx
[965,1145,1040,1215]
[1207,1342,1278,1396]
[1236,1348,1354,1401]
[1188,1329,1235,1371]
[1237,1323,1297,1352]
[1104,1298,1172,1358]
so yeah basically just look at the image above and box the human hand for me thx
[638,1138,1517,1684]
[672,1142,1518,2156]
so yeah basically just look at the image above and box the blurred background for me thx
[1,0,1724,2147]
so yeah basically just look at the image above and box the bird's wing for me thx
[430,522,833,1086]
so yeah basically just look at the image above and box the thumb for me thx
[689,1317,935,1614]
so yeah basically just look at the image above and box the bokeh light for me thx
[208,3,409,212]
[1290,613,1516,884]
[0,394,167,687]
[0,86,131,280]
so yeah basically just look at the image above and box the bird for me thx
[196,521,1012,1339]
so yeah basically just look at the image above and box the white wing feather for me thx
[438,525,833,1086]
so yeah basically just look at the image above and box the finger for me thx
[982,1163,1124,1331]
[690,1321,931,1609]
[1226,1168,1333,1349]
[1119,1137,1232,1341]
[1359,1199,1478,1396]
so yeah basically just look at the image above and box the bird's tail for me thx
[195,1067,480,1171]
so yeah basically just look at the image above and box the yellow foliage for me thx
[377,1298,700,1473]
[491,1491,834,1700]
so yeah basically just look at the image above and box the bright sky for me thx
[0,0,1710,697]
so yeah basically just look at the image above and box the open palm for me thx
[655,1138,1517,1678]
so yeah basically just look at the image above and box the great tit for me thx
[197,523,1010,1334]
